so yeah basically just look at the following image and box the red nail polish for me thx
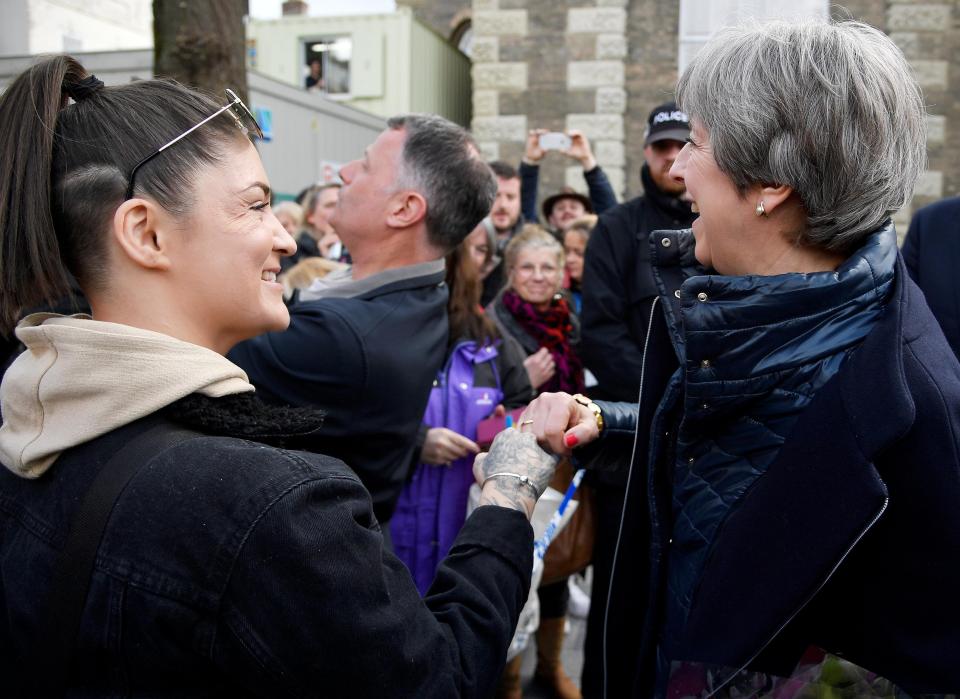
[565,434,579,448]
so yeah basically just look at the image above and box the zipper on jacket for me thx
[705,495,889,698]
[602,295,658,699]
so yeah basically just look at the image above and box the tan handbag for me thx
[540,458,595,586]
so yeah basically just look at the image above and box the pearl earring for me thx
[756,200,766,217]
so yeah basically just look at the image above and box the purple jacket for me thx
[392,338,532,595]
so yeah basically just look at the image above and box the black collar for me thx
[161,392,325,449]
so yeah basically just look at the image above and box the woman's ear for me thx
[756,183,795,216]
[111,198,172,271]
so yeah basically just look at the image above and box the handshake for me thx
[474,392,602,520]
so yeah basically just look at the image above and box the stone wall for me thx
[468,0,648,209]
[408,0,959,219]
[889,1,959,215]
[467,0,681,205]
[836,1,959,229]
[623,0,682,200]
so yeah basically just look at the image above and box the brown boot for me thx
[494,654,524,699]
[534,616,582,699]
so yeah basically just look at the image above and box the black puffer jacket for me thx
[585,225,960,695]
[0,393,534,698]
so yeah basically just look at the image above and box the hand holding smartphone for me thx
[538,132,572,151]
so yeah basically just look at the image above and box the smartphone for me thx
[539,132,572,151]
[476,407,526,447]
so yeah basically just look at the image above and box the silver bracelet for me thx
[482,471,539,497]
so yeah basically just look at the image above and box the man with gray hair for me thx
[230,114,497,531]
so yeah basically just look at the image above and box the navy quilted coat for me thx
[585,223,960,696]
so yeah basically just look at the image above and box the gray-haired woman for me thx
[516,19,960,697]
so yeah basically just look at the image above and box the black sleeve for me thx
[584,165,618,214]
[579,215,649,395]
[216,469,533,699]
[227,303,392,489]
[498,335,535,409]
[236,285,450,525]
[1,333,21,381]
[520,161,540,223]
[228,301,366,411]
[409,422,430,470]
[572,399,640,473]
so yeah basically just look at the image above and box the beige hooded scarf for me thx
[0,314,255,478]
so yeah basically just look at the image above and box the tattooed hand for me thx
[473,428,559,519]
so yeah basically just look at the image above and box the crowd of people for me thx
[1,16,959,699]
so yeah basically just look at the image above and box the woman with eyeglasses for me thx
[488,225,584,398]
[0,55,559,697]
[486,225,584,699]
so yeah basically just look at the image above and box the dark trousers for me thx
[580,482,648,699]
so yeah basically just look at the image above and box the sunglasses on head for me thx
[124,89,262,200]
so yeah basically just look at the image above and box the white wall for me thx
[0,49,386,200]
[0,49,154,90]
[678,0,829,73]
[247,8,471,125]
[0,0,151,57]
[248,11,404,117]
[0,1,31,56]
[248,70,385,198]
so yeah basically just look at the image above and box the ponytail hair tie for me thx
[65,75,104,102]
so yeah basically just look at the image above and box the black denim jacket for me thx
[0,394,533,697]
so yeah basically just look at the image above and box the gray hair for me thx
[504,224,565,274]
[386,114,497,252]
[677,19,926,253]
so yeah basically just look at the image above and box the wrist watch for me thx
[571,393,604,434]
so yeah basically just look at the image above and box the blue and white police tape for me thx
[533,467,585,561]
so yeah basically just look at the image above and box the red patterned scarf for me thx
[501,290,584,394]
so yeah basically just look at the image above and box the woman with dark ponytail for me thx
[0,56,558,697]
